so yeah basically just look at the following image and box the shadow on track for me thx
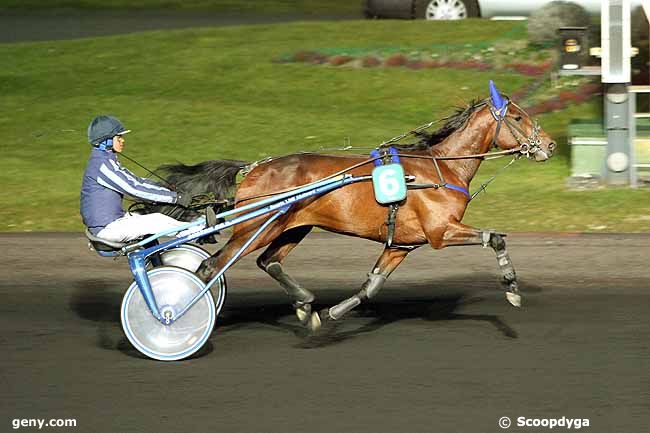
[255,293,519,349]
[68,280,217,359]
[69,279,122,323]
[69,274,539,355]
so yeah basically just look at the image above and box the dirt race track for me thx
[1,232,648,433]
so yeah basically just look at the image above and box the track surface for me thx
[1,232,648,433]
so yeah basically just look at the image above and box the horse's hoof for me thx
[307,310,322,333]
[295,304,312,325]
[506,291,521,307]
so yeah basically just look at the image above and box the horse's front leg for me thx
[434,221,521,307]
[309,246,410,333]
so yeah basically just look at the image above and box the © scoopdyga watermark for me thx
[498,416,590,429]
[12,418,77,430]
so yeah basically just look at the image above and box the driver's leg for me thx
[97,213,204,243]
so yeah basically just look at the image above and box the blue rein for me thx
[444,183,471,199]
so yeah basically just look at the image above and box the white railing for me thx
[628,85,650,186]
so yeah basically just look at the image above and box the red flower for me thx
[293,51,319,62]
[385,54,408,67]
[328,55,354,66]
[362,56,381,67]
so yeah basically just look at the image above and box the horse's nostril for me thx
[548,142,556,153]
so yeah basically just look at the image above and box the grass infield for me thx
[1,19,649,232]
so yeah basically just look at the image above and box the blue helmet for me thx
[87,115,131,150]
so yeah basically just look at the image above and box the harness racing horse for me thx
[150,81,556,333]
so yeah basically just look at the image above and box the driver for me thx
[80,115,203,243]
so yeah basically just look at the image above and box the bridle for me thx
[488,98,544,160]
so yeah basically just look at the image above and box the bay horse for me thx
[148,81,556,333]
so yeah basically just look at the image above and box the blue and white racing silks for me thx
[80,148,177,234]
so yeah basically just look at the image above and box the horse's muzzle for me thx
[532,141,555,162]
[534,149,550,162]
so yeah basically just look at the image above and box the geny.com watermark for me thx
[12,418,77,430]
[499,416,590,430]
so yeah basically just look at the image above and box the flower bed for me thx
[280,45,601,115]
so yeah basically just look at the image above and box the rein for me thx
[233,148,520,205]
[120,152,174,188]
[397,147,521,161]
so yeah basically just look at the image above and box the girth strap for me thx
[385,203,399,247]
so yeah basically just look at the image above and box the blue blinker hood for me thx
[489,80,507,111]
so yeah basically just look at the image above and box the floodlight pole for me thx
[601,0,634,185]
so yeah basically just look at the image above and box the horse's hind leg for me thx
[256,226,315,324]
[435,221,521,307]
[309,247,410,333]
[195,219,287,283]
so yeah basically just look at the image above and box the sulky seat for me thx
[85,228,131,251]
[84,228,150,257]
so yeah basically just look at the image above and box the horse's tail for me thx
[134,159,248,221]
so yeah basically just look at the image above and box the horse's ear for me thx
[489,80,506,110]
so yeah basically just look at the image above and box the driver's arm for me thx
[97,159,177,203]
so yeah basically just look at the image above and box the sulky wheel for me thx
[150,244,209,272]
[149,244,227,309]
[121,267,223,361]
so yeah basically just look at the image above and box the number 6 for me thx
[379,168,399,196]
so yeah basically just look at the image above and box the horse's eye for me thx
[514,116,522,122]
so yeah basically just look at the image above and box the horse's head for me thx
[486,80,556,161]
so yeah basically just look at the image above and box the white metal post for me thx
[602,0,634,185]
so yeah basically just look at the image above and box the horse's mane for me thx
[391,99,487,151]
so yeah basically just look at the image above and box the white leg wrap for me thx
[328,296,362,320]
[363,273,387,299]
